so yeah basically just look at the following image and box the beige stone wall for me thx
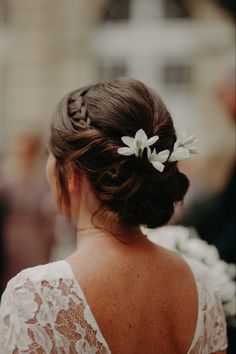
[0,0,234,192]
[0,0,107,153]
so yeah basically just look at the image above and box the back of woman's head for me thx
[49,78,189,229]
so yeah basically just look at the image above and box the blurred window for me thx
[101,0,192,22]
[162,63,191,85]
[163,0,191,18]
[99,61,127,80]
[0,0,6,24]
[102,0,131,21]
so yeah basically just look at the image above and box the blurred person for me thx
[179,66,235,264]
[0,79,227,353]
[213,0,236,20]
[178,66,236,354]
[1,133,56,288]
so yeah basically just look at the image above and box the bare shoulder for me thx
[150,242,196,281]
[153,244,198,295]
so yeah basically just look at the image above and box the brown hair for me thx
[49,78,189,229]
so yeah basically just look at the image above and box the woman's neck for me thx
[76,222,146,249]
[74,185,146,248]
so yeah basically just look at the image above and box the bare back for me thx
[66,236,198,354]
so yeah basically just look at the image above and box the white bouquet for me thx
[142,225,236,319]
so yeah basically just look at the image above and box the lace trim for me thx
[186,270,202,354]
[0,261,111,353]
[63,261,111,352]
[187,270,227,353]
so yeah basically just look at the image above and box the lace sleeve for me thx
[193,274,228,354]
[187,259,228,354]
[208,287,228,353]
[0,271,38,353]
[0,264,110,353]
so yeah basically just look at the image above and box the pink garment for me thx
[2,179,55,286]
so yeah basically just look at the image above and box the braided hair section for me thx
[67,87,92,130]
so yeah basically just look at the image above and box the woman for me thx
[0,79,227,353]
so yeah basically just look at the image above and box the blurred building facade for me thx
[0,3,235,349]
[0,0,105,154]
[0,0,235,190]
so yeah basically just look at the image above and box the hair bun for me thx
[100,167,189,229]
[51,78,190,231]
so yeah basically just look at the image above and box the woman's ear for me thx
[67,165,80,193]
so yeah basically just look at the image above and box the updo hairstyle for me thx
[49,78,189,229]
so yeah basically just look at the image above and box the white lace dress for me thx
[0,260,227,354]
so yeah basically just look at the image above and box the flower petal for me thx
[169,147,191,162]
[117,147,134,156]
[189,147,199,155]
[121,136,135,148]
[156,149,170,163]
[134,146,142,157]
[151,161,165,172]
[135,129,147,142]
[147,146,152,159]
[173,139,181,150]
[146,135,159,147]
[183,135,197,146]
[148,148,159,162]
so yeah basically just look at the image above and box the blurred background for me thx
[0,0,235,283]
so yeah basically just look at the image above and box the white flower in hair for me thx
[169,134,199,162]
[147,147,170,172]
[117,129,159,158]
